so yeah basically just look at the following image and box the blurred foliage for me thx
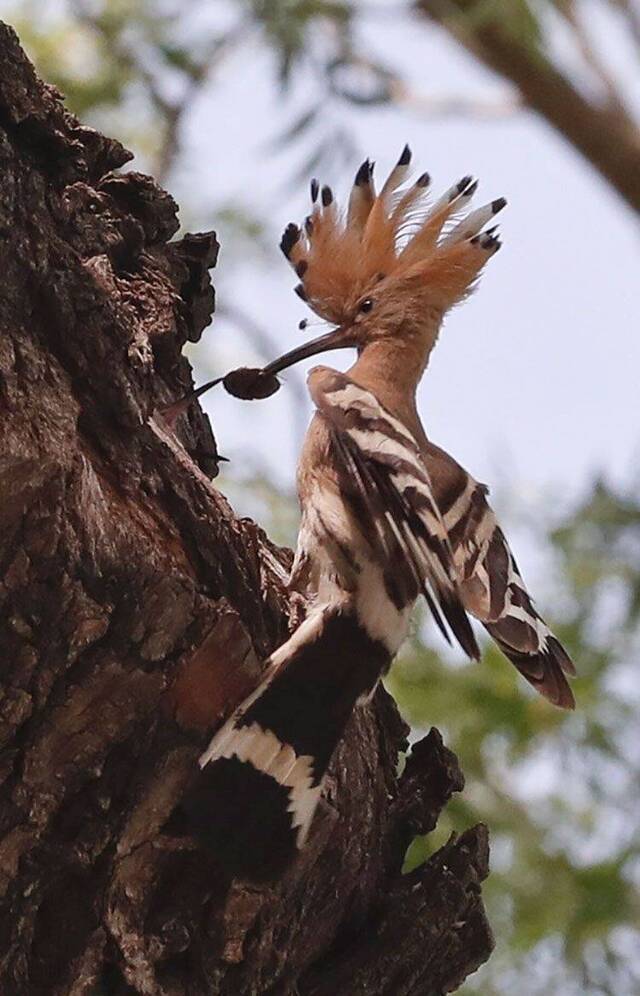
[242,0,351,82]
[390,479,640,995]
[6,1,639,993]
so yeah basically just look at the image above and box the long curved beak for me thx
[161,325,354,425]
[262,325,353,376]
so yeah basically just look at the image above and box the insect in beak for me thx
[161,324,355,420]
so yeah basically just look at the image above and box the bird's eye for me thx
[359,298,374,314]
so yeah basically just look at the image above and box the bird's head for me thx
[265,146,505,381]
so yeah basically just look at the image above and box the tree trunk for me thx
[0,23,493,995]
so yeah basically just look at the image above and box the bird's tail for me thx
[485,618,576,709]
[180,606,390,881]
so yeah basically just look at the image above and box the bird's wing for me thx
[307,366,479,660]
[423,441,576,709]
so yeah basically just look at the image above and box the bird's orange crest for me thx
[280,145,506,325]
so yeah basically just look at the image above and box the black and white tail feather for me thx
[182,607,392,881]
[182,370,479,880]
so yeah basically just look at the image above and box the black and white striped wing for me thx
[307,366,479,660]
[425,442,576,708]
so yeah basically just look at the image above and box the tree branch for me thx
[417,0,640,214]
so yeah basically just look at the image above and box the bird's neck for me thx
[347,335,435,447]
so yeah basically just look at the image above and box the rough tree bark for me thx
[0,24,493,996]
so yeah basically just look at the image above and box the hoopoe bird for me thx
[182,146,576,881]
